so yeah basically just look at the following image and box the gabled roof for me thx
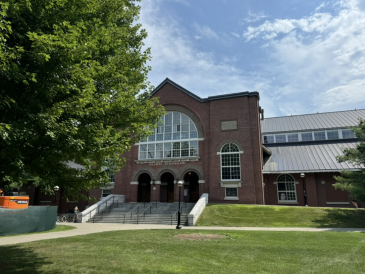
[263,140,361,173]
[261,109,365,134]
[151,78,259,102]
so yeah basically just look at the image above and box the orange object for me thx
[0,196,29,209]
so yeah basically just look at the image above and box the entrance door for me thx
[138,173,151,202]
[184,171,199,202]
[160,172,175,203]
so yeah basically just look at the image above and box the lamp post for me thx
[176,180,183,229]
[300,173,307,206]
[54,186,59,206]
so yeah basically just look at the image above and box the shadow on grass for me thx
[0,245,56,274]
[313,209,365,228]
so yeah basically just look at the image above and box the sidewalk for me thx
[1,223,365,246]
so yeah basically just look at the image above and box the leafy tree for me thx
[334,120,365,201]
[0,0,164,198]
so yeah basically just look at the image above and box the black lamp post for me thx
[54,186,59,205]
[176,180,183,229]
[300,173,307,206]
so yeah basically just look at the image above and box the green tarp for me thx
[0,206,57,236]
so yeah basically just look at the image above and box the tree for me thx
[334,119,365,201]
[0,0,164,198]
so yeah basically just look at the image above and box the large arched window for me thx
[139,111,199,159]
[277,174,296,201]
[220,143,241,181]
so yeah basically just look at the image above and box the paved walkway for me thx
[1,223,365,246]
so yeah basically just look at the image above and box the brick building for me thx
[20,79,365,211]
[93,79,365,208]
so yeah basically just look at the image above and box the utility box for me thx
[0,196,29,209]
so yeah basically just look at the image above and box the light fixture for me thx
[300,173,305,178]
[54,186,59,206]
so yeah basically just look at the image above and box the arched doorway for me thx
[183,171,199,202]
[160,172,175,203]
[137,173,151,202]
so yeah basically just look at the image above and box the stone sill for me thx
[224,197,239,201]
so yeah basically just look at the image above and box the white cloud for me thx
[242,11,269,23]
[138,0,273,113]
[231,32,240,38]
[244,0,365,114]
[194,23,219,39]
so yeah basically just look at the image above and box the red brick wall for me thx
[264,172,353,208]
[115,82,264,204]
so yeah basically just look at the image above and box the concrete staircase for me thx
[89,202,195,226]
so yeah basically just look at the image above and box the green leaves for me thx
[0,0,164,199]
[334,119,365,201]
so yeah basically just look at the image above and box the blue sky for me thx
[139,0,365,117]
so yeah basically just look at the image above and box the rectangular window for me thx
[263,135,274,144]
[314,131,326,140]
[102,189,111,198]
[342,129,355,139]
[287,133,299,142]
[226,188,238,197]
[164,143,172,158]
[277,182,296,201]
[275,134,286,143]
[327,130,339,140]
[139,144,147,159]
[156,143,163,159]
[301,132,313,141]
[147,144,155,159]
[190,141,198,156]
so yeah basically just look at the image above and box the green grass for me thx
[196,204,365,227]
[0,225,75,237]
[0,230,364,273]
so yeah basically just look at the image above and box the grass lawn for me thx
[196,204,365,228]
[0,225,75,237]
[0,229,364,273]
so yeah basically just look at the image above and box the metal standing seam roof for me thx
[263,141,361,173]
[261,109,365,134]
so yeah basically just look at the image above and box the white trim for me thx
[130,181,139,185]
[217,151,243,155]
[153,180,161,185]
[198,180,205,184]
[220,181,242,188]
[135,138,204,145]
[326,202,350,205]
[224,197,239,201]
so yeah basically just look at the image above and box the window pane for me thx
[222,154,230,166]
[222,167,231,180]
[164,133,172,140]
[165,112,172,126]
[263,135,274,144]
[327,130,339,140]
[165,125,172,133]
[314,131,326,140]
[173,150,180,157]
[173,132,180,140]
[181,124,189,132]
[287,133,299,142]
[181,132,189,139]
[275,134,286,143]
[278,183,286,191]
[231,167,240,179]
[156,134,163,141]
[181,149,189,157]
[181,114,189,124]
[148,134,155,142]
[190,121,197,131]
[190,131,198,138]
[226,188,237,197]
[147,144,155,159]
[342,129,355,139]
[301,132,313,141]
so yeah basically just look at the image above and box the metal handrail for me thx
[129,195,151,219]
[89,196,116,222]
[136,203,153,224]
[93,214,126,224]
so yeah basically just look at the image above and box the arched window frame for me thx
[275,174,297,202]
[220,143,241,181]
[138,111,200,160]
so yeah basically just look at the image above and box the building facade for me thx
[111,78,265,204]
